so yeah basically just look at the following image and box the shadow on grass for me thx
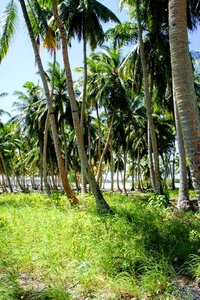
[16,288,70,300]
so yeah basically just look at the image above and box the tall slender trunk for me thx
[52,0,111,213]
[19,0,78,205]
[117,145,122,192]
[137,145,142,191]
[148,74,156,192]
[61,121,68,172]
[131,159,135,191]
[136,0,161,194]
[169,0,200,208]
[2,174,8,192]
[163,153,169,189]
[43,114,51,196]
[148,119,156,192]
[39,141,43,191]
[110,140,114,192]
[171,148,175,190]
[0,154,13,192]
[96,103,102,162]
[80,28,87,130]
[173,81,191,208]
[96,112,115,184]
[123,149,127,194]
[88,124,91,166]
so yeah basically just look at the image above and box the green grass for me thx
[0,191,199,299]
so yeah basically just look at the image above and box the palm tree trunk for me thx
[39,141,43,191]
[131,159,135,191]
[88,124,91,166]
[163,153,169,189]
[52,0,111,213]
[79,26,88,194]
[2,174,8,192]
[171,148,175,190]
[148,119,156,192]
[123,149,127,194]
[61,121,68,173]
[110,140,114,192]
[137,145,142,191]
[43,114,51,196]
[19,0,78,205]
[96,112,115,184]
[0,154,13,192]
[116,145,122,192]
[169,0,200,208]
[96,103,102,162]
[136,0,161,194]
[80,27,87,130]
[173,81,191,209]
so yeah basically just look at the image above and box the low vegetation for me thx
[0,191,199,299]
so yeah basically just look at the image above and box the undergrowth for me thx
[0,192,199,299]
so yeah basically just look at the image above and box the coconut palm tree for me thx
[58,0,119,193]
[18,0,78,204]
[52,0,112,213]
[13,81,45,189]
[169,0,200,208]
[85,46,128,185]
[59,0,119,126]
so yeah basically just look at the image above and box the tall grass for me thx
[0,192,199,299]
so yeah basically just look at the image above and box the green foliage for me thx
[0,192,199,299]
[186,254,200,280]
[148,193,169,208]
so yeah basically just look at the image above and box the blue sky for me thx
[0,0,199,121]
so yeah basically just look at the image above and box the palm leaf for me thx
[0,0,18,63]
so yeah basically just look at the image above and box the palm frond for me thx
[0,0,18,63]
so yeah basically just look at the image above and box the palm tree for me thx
[134,0,162,194]
[59,0,119,129]
[169,0,200,208]
[52,0,112,213]
[58,0,119,193]
[18,0,78,204]
[86,46,128,186]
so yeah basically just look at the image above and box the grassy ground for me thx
[0,191,199,299]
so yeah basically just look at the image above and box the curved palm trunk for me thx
[173,80,191,209]
[52,0,111,213]
[136,0,161,194]
[169,0,200,208]
[19,0,78,205]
